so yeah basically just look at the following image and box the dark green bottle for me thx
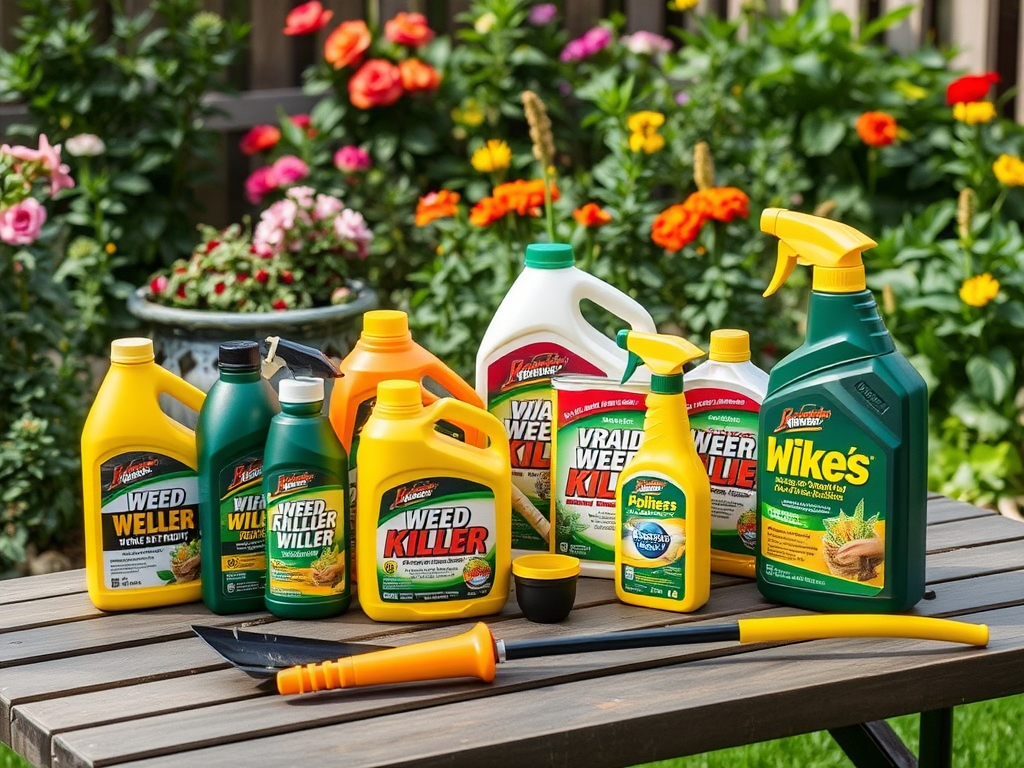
[263,376,350,619]
[756,208,927,613]
[197,341,279,614]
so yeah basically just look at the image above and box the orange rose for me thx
[855,111,897,147]
[324,20,371,69]
[399,58,442,93]
[469,196,509,227]
[703,187,749,222]
[651,204,704,252]
[348,59,404,109]
[416,190,461,226]
[384,12,435,47]
[573,203,612,227]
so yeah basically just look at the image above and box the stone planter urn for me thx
[126,280,379,426]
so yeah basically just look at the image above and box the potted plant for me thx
[128,185,379,424]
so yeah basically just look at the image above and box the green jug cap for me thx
[525,243,574,269]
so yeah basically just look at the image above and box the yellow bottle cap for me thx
[110,337,154,364]
[709,329,751,363]
[362,310,410,340]
[376,379,421,408]
[512,554,581,580]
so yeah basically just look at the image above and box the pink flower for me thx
[528,4,558,25]
[8,135,76,196]
[314,193,345,220]
[271,155,310,186]
[285,185,316,208]
[254,198,299,255]
[333,145,371,173]
[149,275,169,295]
[333,208,373,258]
[0,198,47,245]
[284,1,333,35]
[245,166,279,204]
[560,26,612,62]
[621,31,672,56]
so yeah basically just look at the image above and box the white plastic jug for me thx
[475,242,656,559]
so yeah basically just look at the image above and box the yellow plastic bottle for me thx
[614,331,711,613]
[82,338,207,610]
[356,380,511,621]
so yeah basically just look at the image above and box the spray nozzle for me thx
[617,330,704,394]
[261,336,343,381]
[760,207,877,297]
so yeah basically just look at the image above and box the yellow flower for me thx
[668,0,699,9]
[959,273,1000,307]
[894,80,928,101]
[993,154,1024,186]
[474,11,497,34]
[451,100,485,128]
[627,111,666,154]
[470,139,511,173]
[104,242,117,255]
[953,101,997,125]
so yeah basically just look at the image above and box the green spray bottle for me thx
[197,341,280,614]
[757,208,928,613]
[614,330,710,613]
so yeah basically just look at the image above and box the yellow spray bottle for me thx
[614,330,710,613]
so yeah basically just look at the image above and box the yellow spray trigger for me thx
[760,207,877,296]
[616,330,704,390]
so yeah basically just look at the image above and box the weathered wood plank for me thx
[925,513,1024,552]
[0,571,85,606]
[0,593,101,633]
[105,602,1024,768]
[926,495,996,525]
[927,537,1024,584]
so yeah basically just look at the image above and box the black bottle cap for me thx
[219,340,260,371]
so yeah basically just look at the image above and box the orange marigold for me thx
[573,202,612,228]
[855,111,897,147]
[493,179,560,216]
[415,190,461,226]
[703,187,750,222]
[469,196,509,227]
[651,204,705,252]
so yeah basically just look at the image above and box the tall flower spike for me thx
[693,142,714,191]
[957,187,976,242]
[522,90,555,168]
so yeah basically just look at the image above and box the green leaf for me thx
[800,111,846,156]
[858,5,915,42]
[112,174,152,195]
[966,349,1015,404]
[156,570,174,582]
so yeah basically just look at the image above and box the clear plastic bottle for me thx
[81,338,206,610]
[685,329,768,578]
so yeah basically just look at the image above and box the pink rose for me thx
[271,155,310,186]
[333,208,373,258]
[0,198,47,245]
[333,145,371,173]
[245,166,279,205]
[560,26,612,62]
[314,193,345,221]
[621,31,672,56]
[254,198,299,255]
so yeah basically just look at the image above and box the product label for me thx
[618,472,688,600]
[376,477,497,602]
[759,400,886,595]
[265,469,347,600]
[486,343,603,551]
[553,385,646,564]
[99,451,200,589]
[687,387,760,559]
[215,452,266,599]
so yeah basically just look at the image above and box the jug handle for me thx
[421,363,488,447]
[427,399,509,461]
[570,271,657,352]
[153,364,207,424]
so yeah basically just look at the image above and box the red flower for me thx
[855,111,897,147]
[282,270,294,284]
[149,275,168,294]
[255,269,270,284]
[176,285,187,299]
[289,113,317,138]
[239,125,281,155]
[236,272,249,283]
[284,1,333,35]
[214,281,226,295]
[946,72,1000,105]
[572,203,612,228]
[272,299,288,310]
[324,20,371,69]
[348,59,404,109]
[398,58,442,94]
[205,239,221,253]
[384,12,435,47]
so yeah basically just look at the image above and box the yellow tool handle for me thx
[277,622,497,695]
[738,615,989,646]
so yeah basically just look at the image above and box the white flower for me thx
[64,133,106,157]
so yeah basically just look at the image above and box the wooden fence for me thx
[1,0,1021,224]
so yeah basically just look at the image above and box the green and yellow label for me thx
[376,477,497,602]
[759,402,886,595]
[265,469,347,600]
[215,452,266,599]
[618,473,688,600]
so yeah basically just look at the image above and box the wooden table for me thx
[3,494,1023,768]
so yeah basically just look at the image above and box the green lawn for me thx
[2,694,1021,767]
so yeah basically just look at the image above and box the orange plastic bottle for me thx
[81,338,207,610]
[329,310,486,574]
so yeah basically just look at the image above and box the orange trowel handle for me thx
[277,622,497,695]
